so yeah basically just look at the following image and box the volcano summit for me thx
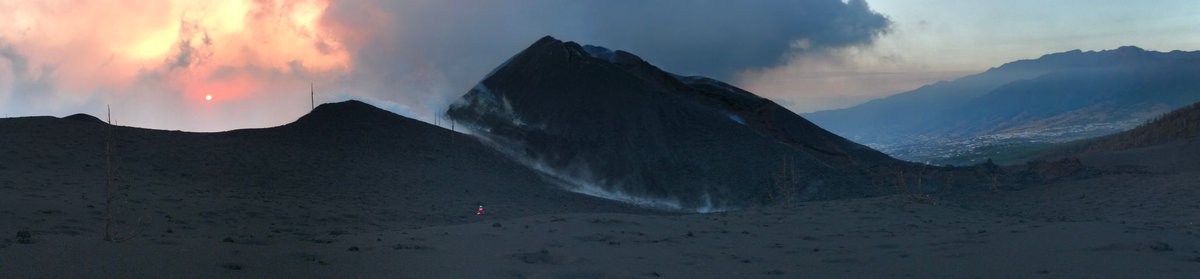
[447,36,923,211]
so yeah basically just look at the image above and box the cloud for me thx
[1,0,350,130]
[1,0,890,131]
[321,0,891,120]
[1,40,60,114]
[577,0,891,77]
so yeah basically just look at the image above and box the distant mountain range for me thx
[804,46,1200,164]
[446,36,948,211]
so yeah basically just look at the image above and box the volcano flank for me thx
[447,36,925,211]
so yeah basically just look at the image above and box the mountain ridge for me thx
[0,99,651,231]
[805,46,1200,164]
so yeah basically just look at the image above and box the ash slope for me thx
[0,100,650,235]
[447,36,913,211]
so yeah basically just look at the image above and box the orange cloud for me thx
[0,0,351,131]
[3,0,905,131]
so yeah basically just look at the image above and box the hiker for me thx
[476,205,486,215]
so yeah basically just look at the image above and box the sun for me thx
[205,94,213,101]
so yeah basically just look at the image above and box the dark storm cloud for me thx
[0,41,29,75]
[579,0,892,77]
[321,0,891,116]
[167,19,214,70]
[1,40,58,111]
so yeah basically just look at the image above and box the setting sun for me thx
[205,94,212,101]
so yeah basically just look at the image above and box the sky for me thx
[1,0,1197,131]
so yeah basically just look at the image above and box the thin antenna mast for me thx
[310,82,314,110]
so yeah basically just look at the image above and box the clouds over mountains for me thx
[1,0,889,131]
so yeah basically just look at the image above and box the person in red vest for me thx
[476,205,485,215]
